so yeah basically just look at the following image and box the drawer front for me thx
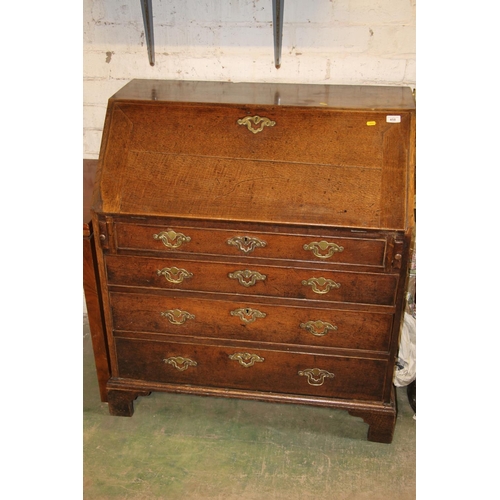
[114,222,388,268]
[105,255,399,306]
[115,337,387,401]
[110,292,394,352]
[117,103,408,169]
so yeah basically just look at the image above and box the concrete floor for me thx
[83,315,416,500]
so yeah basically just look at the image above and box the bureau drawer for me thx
[114,337,388,401]
[105,255,399,306]
[114,222,388,268]
[110,292,393,352]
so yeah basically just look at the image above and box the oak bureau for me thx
[90,79,415,443]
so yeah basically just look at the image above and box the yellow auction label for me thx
[366,121,377,126]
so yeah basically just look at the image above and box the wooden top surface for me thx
[110,79,415,111]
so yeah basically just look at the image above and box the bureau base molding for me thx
[106,378,397,443]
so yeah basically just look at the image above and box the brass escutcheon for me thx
[227,235,267,254]
[229,352,265,367]
[302,277,340,295]
[157,266,193,284]
[298,368,335,386]
[153,229,191,249]
[161,309,195,325]
[300,320,338,337]
[230,307,267,324]
[303,240,344,259]
[228,269,267,287]
[163,356,198,371]
[237,115,276,134]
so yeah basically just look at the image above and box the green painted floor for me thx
[83,316,416,500]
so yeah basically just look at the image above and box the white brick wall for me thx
[83,0,416,158]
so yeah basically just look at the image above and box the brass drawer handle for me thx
[230,307,267,324]
[157,266,193,284]
[302,277,340,295]
[163,356,197,371]
[227,235,267,254]
[300,320,338,337]
[153,229,191,249]
[298,368,335,386]
[228,269,267,287]
[303,240,344,259]
[229,352,265,368]
[237,115,276,134]
[161,309,195,325]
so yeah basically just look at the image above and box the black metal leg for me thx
[140,0,155,66]
[272,0,285,68]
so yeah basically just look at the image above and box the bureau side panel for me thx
[381,228,414,401]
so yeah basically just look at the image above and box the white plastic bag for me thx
[394,312,416,387]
